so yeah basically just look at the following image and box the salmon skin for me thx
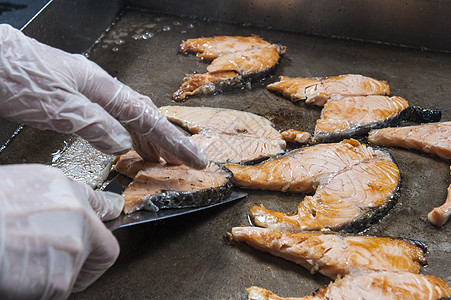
[314,95,409,142]
[159,106,286,164]
[368,121,451,160]
[224,139,400,232]
[231,227,427,279]
[114,151,233,214]
[266,74,390,106]
[174,35,286,101]
[246,272,451,300]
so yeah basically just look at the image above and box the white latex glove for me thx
[0,164,124,299]
[0,24,207,169]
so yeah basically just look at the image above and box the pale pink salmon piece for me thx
[179,35,272,60]
[114,151,230,214]
[428,166,451,226]
[231,227,426,279]
[368,121,451,159]
[247,272,451,300]
[314,95,408,141]
[281,129,311,144]
[266,74,390,106]
[159,105,283,142]
[192,132,285,164]
[160,105,286,163]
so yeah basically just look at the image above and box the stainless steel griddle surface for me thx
[68,8,451,299]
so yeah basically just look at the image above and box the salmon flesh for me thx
[368,121,451,160]
[231,226,427,279]
[314,95,409,142]
[114,151,233,214]
[246,272,451,300]
[266,74,390,106]
[224,139,400,232]
[174,35,286,100]
[428,166,451,227]
[160,106,286,163]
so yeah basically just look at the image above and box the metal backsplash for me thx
[129,0,451,52]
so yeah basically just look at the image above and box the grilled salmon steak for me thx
[231,227,426,279]
[174,35,286,100]
[266,74,390,106]
[368,121,451,160]
[114,151,232,214]
[225,139,400,231]
[314,95,409,142]
[428,166,451,227]
[246,272,451,300]
[160,106,286,163]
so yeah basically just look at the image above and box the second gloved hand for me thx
[0,24,207,169]
[0,164,124,299]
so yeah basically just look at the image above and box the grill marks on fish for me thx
[246,272,451,300]
[267,74,409,142]
[266,74,390,106]
[160,106,286,163]
[114,151,232,214]
[314,95,409,142]
[368,121,451,160]
[231,227,427,278]
[224,139,400,232]
[428,166,451,227]
[174,35,286,101]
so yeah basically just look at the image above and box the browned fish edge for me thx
[136,165,234,212]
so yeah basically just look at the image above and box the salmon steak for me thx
[314,95,409,142]
[174,35,286,101]
[114,151,233,214]
[368,121,451,160]
[231,227,427,279]
[160,106,286,163]
[266,74,390,106]
[428,166,451,227]
[246,272,451,300]
[224,139,400,232]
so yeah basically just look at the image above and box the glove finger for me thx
[129,131,164,163]
[72,218,120,293]
[70,179,124,221]
[69,181,121,292]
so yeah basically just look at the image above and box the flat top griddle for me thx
[52,8,451,299]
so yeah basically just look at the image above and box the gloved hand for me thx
[0,164,124,299]
[0,24,207,169]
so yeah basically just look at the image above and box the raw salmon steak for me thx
[231,227,426,279]
[428,166,451,227]
[314,95,409,142]
[266,74,390,106]
[174,35,286,101]
[368,121,451,160]
[160,106,286,163]
[114,151,233,214]
[246,272,451,300]
[225,139,400,232]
